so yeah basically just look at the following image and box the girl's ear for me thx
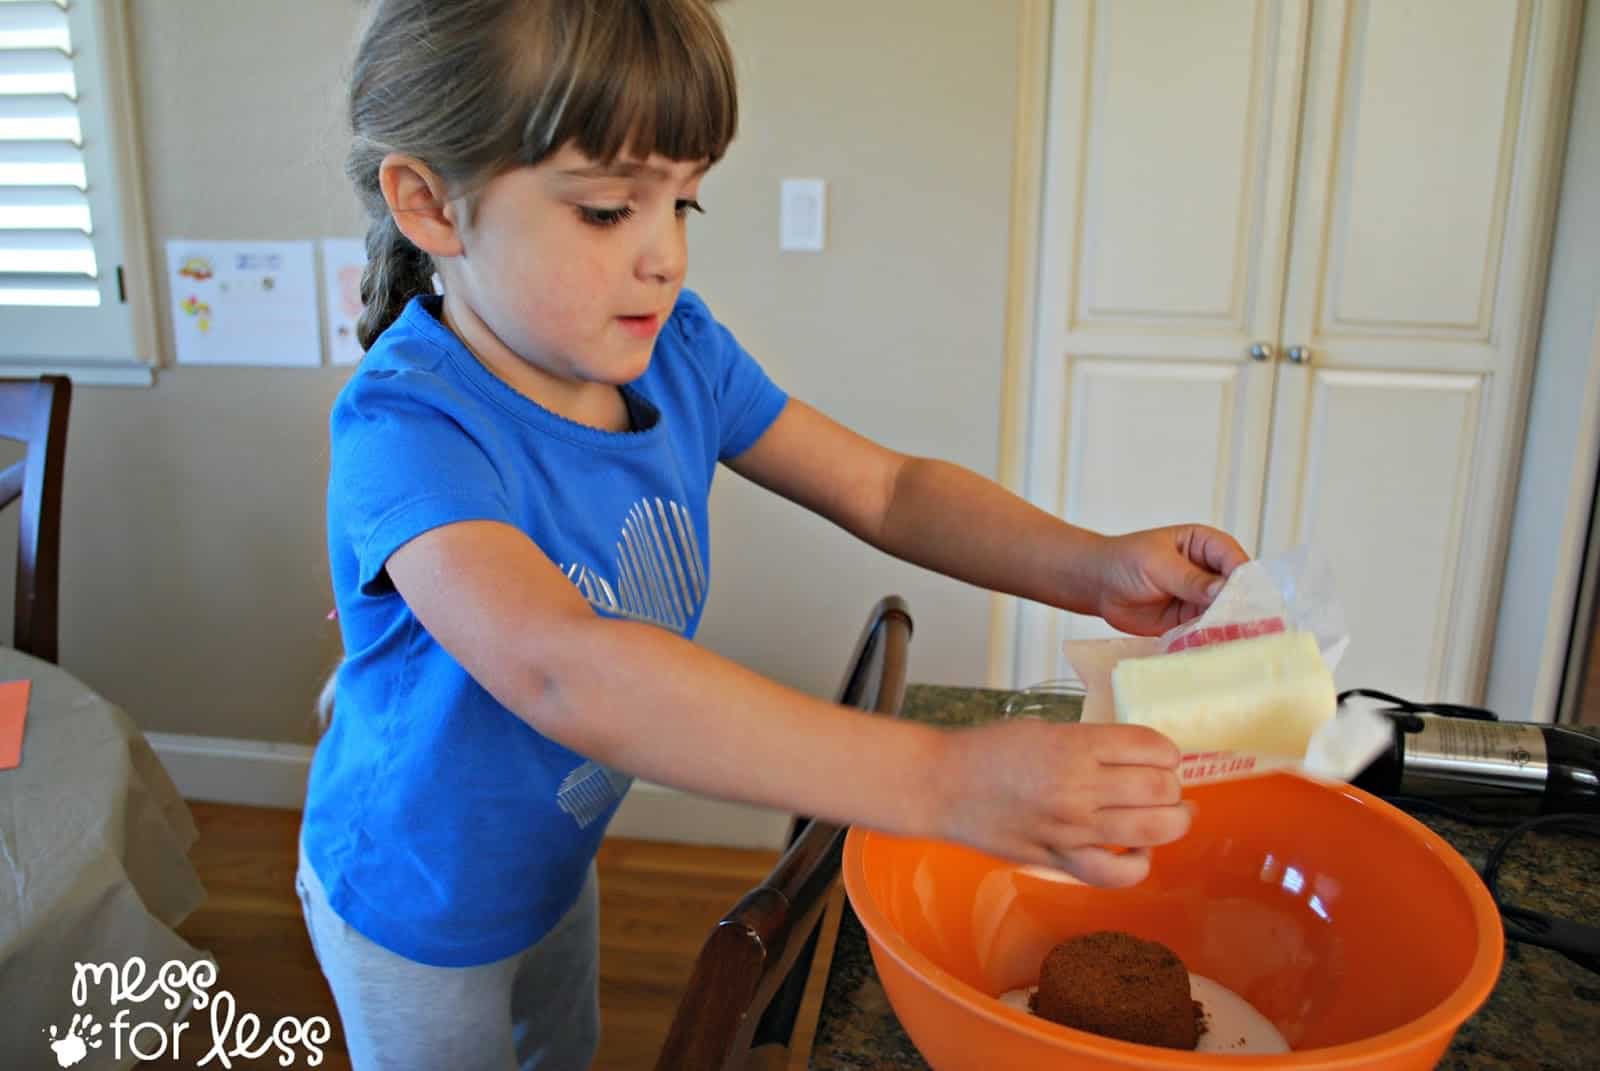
[378,153,464,258]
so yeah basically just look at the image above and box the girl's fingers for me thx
[1182,524,1249,577]
[1092,802,1193,847]
[1052,845,1153,888]
[1090,724,1181,769]
[1094,765,1182,809]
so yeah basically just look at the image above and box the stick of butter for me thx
[1110,630,1336,758]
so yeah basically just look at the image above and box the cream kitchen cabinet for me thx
[1011,0,1582,702]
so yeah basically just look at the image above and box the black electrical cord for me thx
[1345,689,1600,974]
[1479,813,1600,974]
[1337,688,1500,722]
[1380,794,1530,828]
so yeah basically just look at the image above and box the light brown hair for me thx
[345,0,739,350]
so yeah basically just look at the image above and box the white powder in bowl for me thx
[998,973,1290,1054]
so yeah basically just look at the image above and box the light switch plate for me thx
[780,178,826,252]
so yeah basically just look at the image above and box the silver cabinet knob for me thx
[1249,342,1274,362]
[1287,345,1311,364]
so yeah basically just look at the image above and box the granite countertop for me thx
[808,685,1600,1070]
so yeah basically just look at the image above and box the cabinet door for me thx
[1015,0,1310,684]
[1262,0,1580,701]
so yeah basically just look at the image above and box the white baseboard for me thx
[606,781,790,851]
[146,732,315,811]
[144,732,788,851]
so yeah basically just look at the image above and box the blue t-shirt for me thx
[302,290,787,967]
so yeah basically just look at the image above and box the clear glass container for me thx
[999,678,1087,723]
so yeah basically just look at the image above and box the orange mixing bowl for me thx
[842,773,1504,1070]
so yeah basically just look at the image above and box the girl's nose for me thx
[637,214,687,285]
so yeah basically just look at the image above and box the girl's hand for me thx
[931,719,1190,887]
[1087,525,1249,636]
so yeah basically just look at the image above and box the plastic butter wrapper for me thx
[1063,547,1391,787]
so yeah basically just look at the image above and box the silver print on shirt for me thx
[555,497,705,828]
[556,761,636,830]
[561,497,706,633]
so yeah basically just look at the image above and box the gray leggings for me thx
[295,844,600,1071]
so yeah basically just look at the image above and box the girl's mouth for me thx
[617,313,659,338]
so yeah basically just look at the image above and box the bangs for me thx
[513,0,738,168]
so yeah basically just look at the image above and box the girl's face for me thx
[439,143,710,411]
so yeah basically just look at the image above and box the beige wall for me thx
[24,0,1022,742]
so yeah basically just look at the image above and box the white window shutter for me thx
[0,0,154,385]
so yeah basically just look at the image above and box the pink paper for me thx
[0,679,31,770]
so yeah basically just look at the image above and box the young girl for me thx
[298,1,1248,1068]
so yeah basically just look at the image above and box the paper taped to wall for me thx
[166,240,320,367]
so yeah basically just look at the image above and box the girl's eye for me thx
[578,204,635,227]
[576,200,703,227]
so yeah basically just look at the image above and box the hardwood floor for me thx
[138,802,783,1070]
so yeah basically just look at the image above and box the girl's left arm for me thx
[725,399,1248,635]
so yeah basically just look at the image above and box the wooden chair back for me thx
[654,595,913,1071]
[0,375,71,662]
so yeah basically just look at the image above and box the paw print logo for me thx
[44,1013,104,1067]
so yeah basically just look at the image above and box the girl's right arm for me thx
[386,518,1189,887]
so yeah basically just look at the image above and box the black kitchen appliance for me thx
[1345,689,1600,975]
